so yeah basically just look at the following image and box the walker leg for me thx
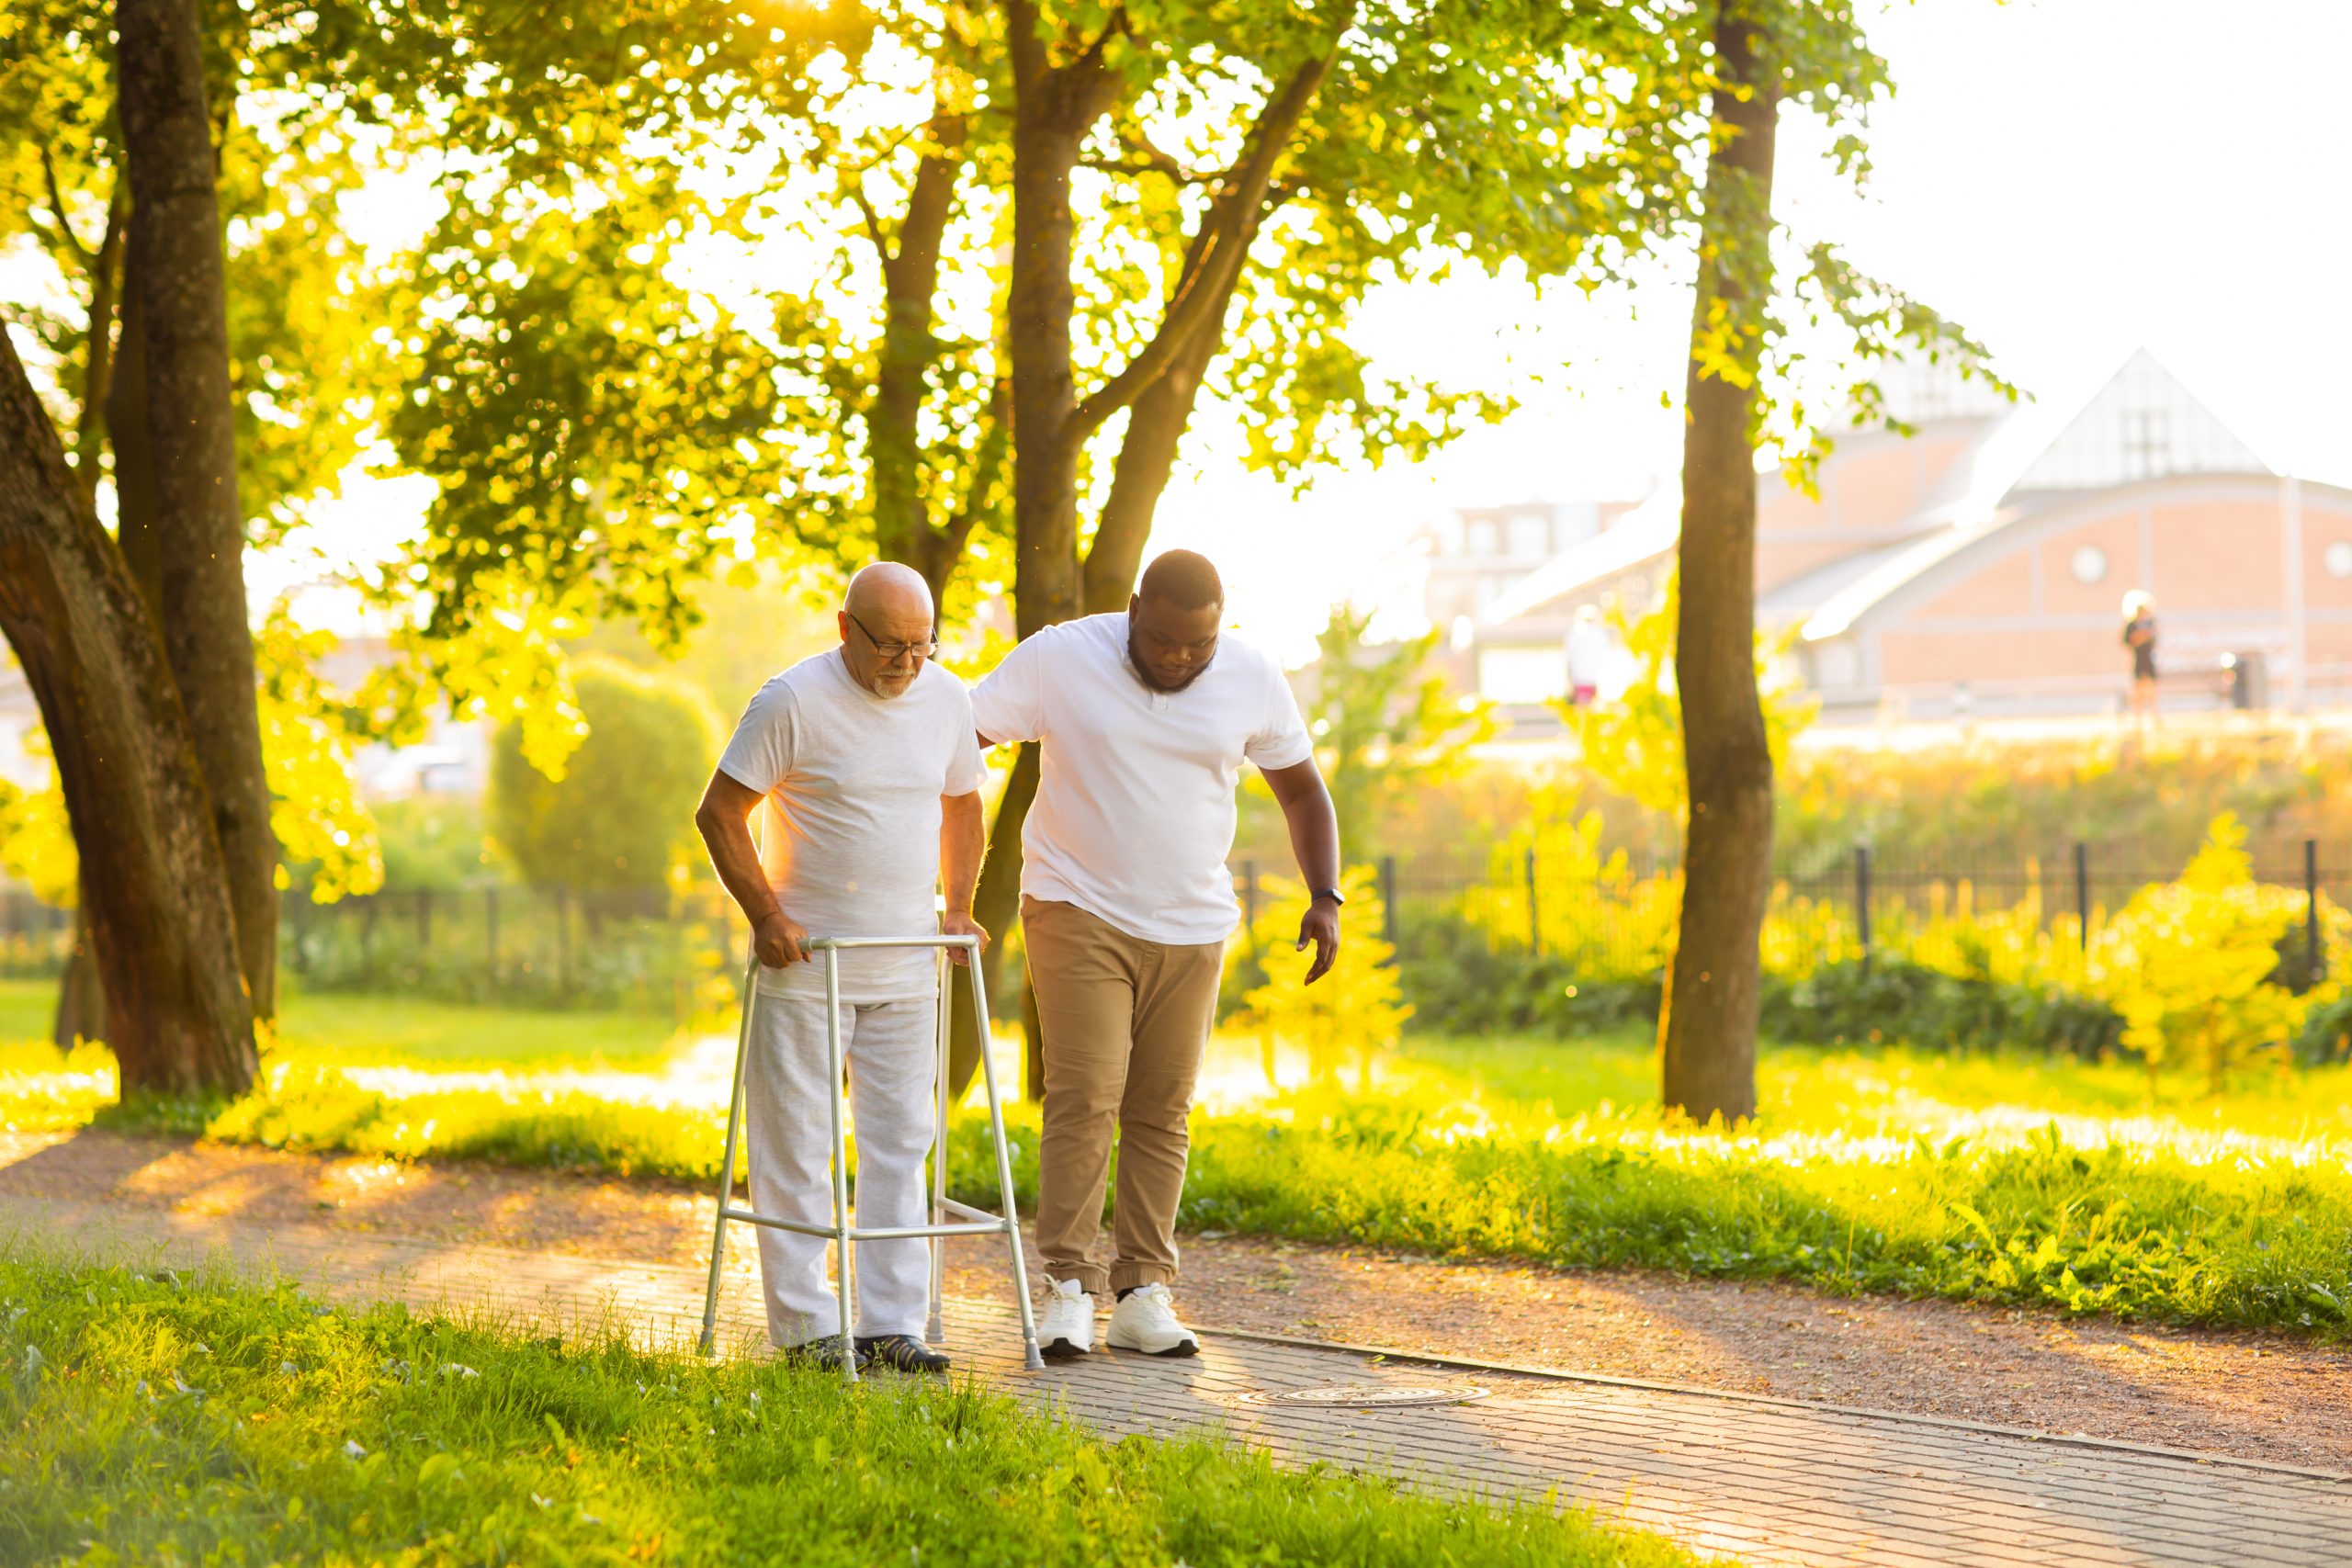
[968,955,1045,1371]
[926,948,949,1346]
[699,953,761,1357]
[824,951,858,1384]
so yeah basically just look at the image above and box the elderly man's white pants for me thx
[743,991,936,1347]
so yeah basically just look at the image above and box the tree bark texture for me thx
[1002,0,1118,640]
[70,179,130,504]
[0,327,256,1094]
[53,907,108,1049]
[947,739,1036,1094]
[1083,249,1243,613]
[116,0,277,1017]
[105,269,164,616]
[1659,7,1779,1126]
[867,112,998,608]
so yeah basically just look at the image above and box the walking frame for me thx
[696,934,1045,1382]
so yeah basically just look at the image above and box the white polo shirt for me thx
[969,612,1313,945]
[716,651,983,1001]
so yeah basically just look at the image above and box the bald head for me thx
[838,562,938,698]
[845,561,933,623]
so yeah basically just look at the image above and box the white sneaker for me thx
[1105,1282,1200,1358]
[1038,1277,1096,1359]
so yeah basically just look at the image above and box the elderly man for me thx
[972,549,1340,1359]
[695,562,984,1372]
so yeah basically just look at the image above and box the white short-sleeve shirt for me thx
[716,651,983,1000]
[969,612,1313,945]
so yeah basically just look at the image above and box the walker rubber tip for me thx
[1023,1349,1046,1371]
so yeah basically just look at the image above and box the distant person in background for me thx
[1566,604,1609,706]
[2122,591,2159,728]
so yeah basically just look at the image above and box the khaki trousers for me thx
[1023,896,1225,1295]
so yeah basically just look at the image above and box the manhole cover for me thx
[1244,1383,1488,1409]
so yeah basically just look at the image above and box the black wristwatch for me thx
[1311,886,1345,907]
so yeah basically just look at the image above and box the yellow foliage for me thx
[256,604,386,903]
[1465,797,1679,977]
[0,758,76,908]
[1235,867,1410,1085]
[2088,814,2311,1096]
[1561,570,1815,818]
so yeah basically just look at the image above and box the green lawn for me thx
[0,978,681,1067]
[0,1251,1686,1567]
[7,979,2350,1337]
[0,978,50,1046]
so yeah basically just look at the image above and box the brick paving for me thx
[8,1192,2348,1568]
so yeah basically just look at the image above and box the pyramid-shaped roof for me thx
[2006,349,2268,494]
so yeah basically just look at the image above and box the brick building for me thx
[1453,351,2352,725]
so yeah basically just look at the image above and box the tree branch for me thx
[843,178,891,259]
[40,150,99,266]
[1081,125,1221,185]
[1062,43,1340,445]
[940,372,1012,560]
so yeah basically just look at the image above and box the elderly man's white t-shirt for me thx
[717,651,983,1001]
[970,613,1313,945]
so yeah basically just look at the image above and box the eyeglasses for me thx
[846,609,939,662]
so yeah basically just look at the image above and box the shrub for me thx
[1398,915,1658,1036]
[1234,868,1409,1085]
[2089,815,2312,1095]
[1759,960,2125,1059]
[2296,992,2352,1066]
[489,657,719,895]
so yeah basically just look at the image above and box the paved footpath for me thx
[8,1192,2348,1568]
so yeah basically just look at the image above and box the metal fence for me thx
[1231,837,2345,987]
[3,836,2342,1003]
[280,885,744,1010]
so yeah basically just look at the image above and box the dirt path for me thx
[8,1127,2347,1472]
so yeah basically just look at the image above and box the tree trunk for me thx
[948,739,1036,1092]
[117,0,277,1018]
[1658,6,1780,1126]
[72,180,130,505]
[0,327,256,1095]
[107,260,164,617]
[868,111,975,609]
[949,4,1122,1098]
[1005,107,1092,639]
[53,906,107,1049]
[1082,259,1245,615]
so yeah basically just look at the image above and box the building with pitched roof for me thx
[1445,351,2352,727]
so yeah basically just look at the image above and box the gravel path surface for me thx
[8,1127,2346,1472]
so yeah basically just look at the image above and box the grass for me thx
[6,976,2350,1337]
[0,978,682,1071]
[0,1251,1687,1568]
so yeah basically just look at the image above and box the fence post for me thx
[2074,841,2091,952]
[1855,842,1872,974]
[2307,838,2323,987]
[417,887,432,957]
[1524,847,1541,955]
[1380,854,1398,954]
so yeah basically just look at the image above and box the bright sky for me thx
[259,0,2352,664]
[1160,0,2352,660]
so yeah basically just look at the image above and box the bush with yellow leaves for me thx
[1234,866,1409,1090]
[2090,813,2315,1096]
